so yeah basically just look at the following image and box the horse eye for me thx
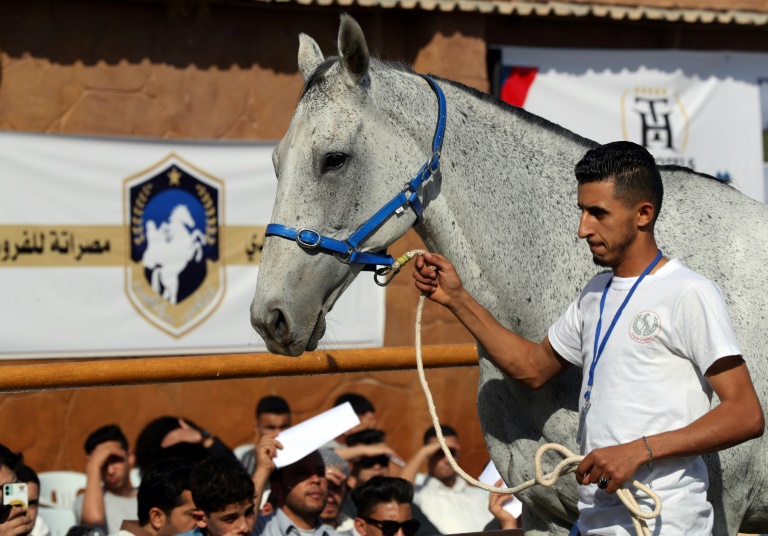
[322,153,348,172]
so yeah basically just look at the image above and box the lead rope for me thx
[392,250,661,536]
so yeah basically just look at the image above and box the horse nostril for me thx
[267,307,292,344]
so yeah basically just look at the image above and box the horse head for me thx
[250,14,440,356]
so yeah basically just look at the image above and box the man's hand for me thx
[576,440,647,494]
[254,436,282,476]
[161,419,206,448]
[85,440,126,474]
[0,512,33,536]
[412,252,466,309]
[488,479,519,529]
[357,443,399,459]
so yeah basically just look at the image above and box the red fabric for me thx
[500,66,538,108]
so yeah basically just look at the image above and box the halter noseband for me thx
[264,75,447,283]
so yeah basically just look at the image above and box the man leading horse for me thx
[413,141,764,535]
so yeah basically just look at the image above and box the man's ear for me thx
[148,507,167,531]
[128,451,136,469]
[637,201,655,228]
[192,510,207,530]
[354,518,368,536]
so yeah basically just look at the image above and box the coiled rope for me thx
[393,250,662,536]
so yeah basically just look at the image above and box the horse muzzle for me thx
[251,301,326,357]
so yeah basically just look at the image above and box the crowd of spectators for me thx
[0,393,520,536]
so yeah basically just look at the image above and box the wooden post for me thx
[0,344,478,393]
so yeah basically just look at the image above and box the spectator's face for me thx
[99,442,132,492]
[355,501,415,536]
[279,452,328,520]
[320,468,347,525]
[158,490,196,536]
[426,436,459,482]
[25,481,39,526]
[355,455,389,487]
[199,499,256,536]
[256,413,291,438]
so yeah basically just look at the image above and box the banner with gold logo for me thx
[495,47,767,203]
[0,132,385,359]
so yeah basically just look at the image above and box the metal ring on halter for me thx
[334,249,354,265]
[597,476,610,490]
[428,151,441,174]
[374,265,400,287]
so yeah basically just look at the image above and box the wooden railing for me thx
[0,344,478,393]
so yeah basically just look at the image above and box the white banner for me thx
[0,132,385,359]
[497,47,768,203]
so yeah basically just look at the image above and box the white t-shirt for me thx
[413,475,493,534]
[74,491,138,534]
[548,259,741,536]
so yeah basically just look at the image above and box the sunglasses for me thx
[359,455,389,469]
[362,517,421,536]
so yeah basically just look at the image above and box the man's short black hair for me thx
[256,396,290,418]
[0,444,22,473]
[423,424,457,445]
[346,429,385,447]
[334,393,375,415]
[574,141,664,224]
[351,476,413,519]
[137,459,193,526]
[189,457,254,515]
[84,424,129,455]
[15,464,38,487]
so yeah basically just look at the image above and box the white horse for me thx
[143,204,205,304]
[250,15,768,535]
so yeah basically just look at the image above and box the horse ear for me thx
[298,33,324,81]
[337,13,369,86]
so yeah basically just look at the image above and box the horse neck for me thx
[405,78,597,335]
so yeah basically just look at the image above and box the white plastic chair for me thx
[38,471,87,511]
[38,507,77,536]
[233,443,254,461]
[129,467,142,489]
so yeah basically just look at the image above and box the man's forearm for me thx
[642,397,764,466]
[80,475,106,527]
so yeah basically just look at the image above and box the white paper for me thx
[274,402,360,468]
[478,460,523,519]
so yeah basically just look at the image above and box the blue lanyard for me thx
[584,250,663,404]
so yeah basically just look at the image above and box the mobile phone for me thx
[2,483,28,510]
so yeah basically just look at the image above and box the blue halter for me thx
[264,75,447,277]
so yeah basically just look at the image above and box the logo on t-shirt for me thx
[630,311,661,343]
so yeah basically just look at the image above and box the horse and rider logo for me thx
[629,310,661,344]
[124,154,225,337]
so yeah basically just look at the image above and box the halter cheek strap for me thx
[265,74,447,270]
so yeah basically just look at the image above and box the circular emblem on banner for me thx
[629,311,661,343]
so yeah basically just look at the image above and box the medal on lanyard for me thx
[576,250,663,447]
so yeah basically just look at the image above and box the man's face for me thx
[354,455,388,487]
[279,452,328,521]
[577,180,639,269]
[25,482,39,526]
[98,442,132,492]
[198,499,256,536]
[320,469,347,525]
[426,436,458,483]
[158,490,196,536]
[355,501,414,536]
[256,413,291,438]
[345,411,377,438]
